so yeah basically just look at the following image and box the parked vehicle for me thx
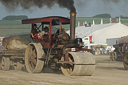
[112,35,128,70]
[83,43,108,55]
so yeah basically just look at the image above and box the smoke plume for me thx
[0,0,76,12]
[102,0,120,3]
[73,0,128,17]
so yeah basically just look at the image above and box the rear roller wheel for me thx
[123,52,128,70]
[61,52,95,76]
[14,61,23,70]
[1,57,10,71]
[25,43,44,73]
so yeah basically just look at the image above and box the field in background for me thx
[0,20,30,36]
[0,17,128,36]
[76,17,128,25]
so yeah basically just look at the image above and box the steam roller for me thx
[22,11,96,76]
[25,43,95,75]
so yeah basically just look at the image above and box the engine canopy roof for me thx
[22,16,70,25]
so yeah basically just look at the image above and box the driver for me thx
[30,24,38,42]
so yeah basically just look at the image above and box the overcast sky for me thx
[0,0,127,19]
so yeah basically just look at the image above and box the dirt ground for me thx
[0,55,128,85]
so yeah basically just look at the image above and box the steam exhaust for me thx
[70,12,76,40]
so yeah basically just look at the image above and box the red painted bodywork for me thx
[22,16,70,48]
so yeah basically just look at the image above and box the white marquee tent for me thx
[67,23,128,44]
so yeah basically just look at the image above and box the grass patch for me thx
[0,17,128,36]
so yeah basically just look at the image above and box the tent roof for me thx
[67,23,128,44]
[67,23,117,38]
[90,23,128,43]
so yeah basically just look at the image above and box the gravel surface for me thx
[0,55,128,85]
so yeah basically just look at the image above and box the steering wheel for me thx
[33,34,38,41]
[33,33,43,41]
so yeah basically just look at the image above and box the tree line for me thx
[93,13,128,19]
[2,15,28,20]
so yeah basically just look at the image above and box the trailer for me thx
[111,35,128,70]
[0,49,25,70]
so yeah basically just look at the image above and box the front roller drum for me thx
[61,52,95,76]
[1,57,10,71]
[123,52,128,70]
[25,43,44,73]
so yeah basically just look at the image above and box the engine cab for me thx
[22,16,83,49]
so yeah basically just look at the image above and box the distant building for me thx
[106,38,119,46]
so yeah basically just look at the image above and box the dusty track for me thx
[0,55,128,85]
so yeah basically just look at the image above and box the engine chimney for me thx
[70,12,76,40]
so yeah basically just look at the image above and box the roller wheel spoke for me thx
[27,45,37,70]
